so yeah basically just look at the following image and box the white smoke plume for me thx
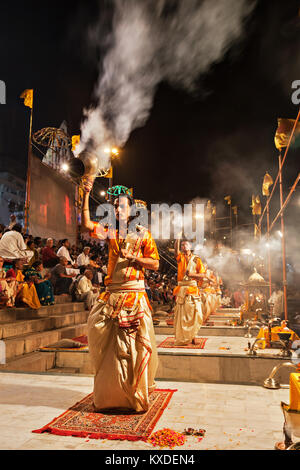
[77,0,256,168]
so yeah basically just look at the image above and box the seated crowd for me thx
[0,221,108,311]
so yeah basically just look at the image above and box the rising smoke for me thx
[76,0,256,168]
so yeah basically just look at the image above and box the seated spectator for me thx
[33,237,42,258]
[0,224,33,262]
[27,240,36,265]
[6,259,41,309]
[25,261,54,306]
[57,239,77,267]
[0,255,15,307]
[42,238,59,268]
[75,268,99,310]
[77,246,91,267]
[89,254,101,269]
[50,256,76,295]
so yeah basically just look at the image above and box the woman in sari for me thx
[5,259,25,307]
[6,260,41,310]
[25,261,54,306]
[0,256,11,306]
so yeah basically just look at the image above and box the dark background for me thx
[0,0,299,228]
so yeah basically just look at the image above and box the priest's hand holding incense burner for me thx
[121,248,159,272]
[186,270,206,281]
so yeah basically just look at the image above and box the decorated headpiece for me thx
[107,185,133,197]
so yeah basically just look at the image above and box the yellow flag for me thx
[251,195,261,215]
[274,118,300,150]
[20,89,33,108]
[103,167,113,178]
[224,195,231,205]
[71,135,80,151]
[232,205,238,215]
[262,172,273,196]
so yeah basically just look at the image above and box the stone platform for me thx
[0,372,290,450]
[155,323,258,337]
[38,333,295,387]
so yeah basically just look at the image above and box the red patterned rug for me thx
[158,337,208,349]
[32,389,176,441]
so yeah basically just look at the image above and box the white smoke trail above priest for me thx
[77,0,256,167]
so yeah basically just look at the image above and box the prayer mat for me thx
[32,389,177,441]
[158,337,208,349]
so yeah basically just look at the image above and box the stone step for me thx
[2,322,88,361]
[15,302,85,319]
[48,340,294,385]
[154,324,260,337]
[0,311,89,340]
[54,349,92,375]
[210,313,241,319]
[216,308,240,314]
[54,295,72,304]
[57,322,88,341]
[0,351,56,372]
[47,367,81,374]
[0,309,17,322]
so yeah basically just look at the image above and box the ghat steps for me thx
[0,302,289,387]
[0,296,88,373]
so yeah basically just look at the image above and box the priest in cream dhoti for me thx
[81,183,159,413]
[201,267,222,322]
[173,238,206,345]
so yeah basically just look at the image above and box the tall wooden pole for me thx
[278,153,288,321]
[266,197,272,298]
[24,93,34,234]
[229,204,233,248]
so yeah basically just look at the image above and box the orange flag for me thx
[262,172,273,196]
[20,89,33,108]
[251,195,261,215]
[274,118,300,150]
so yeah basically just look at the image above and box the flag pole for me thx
[266,196,272,298]
[229,203,233,248]
[24,92,34,234]
[278,153,288,321]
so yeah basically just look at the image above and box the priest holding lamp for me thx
[173,235,206,346]
[81,178,159,413]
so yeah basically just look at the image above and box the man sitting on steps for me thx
[75,268,99,310]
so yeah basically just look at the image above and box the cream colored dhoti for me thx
[174,280,203,346]
[87,280,158,412]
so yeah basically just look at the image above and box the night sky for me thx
[0,0,299,228]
